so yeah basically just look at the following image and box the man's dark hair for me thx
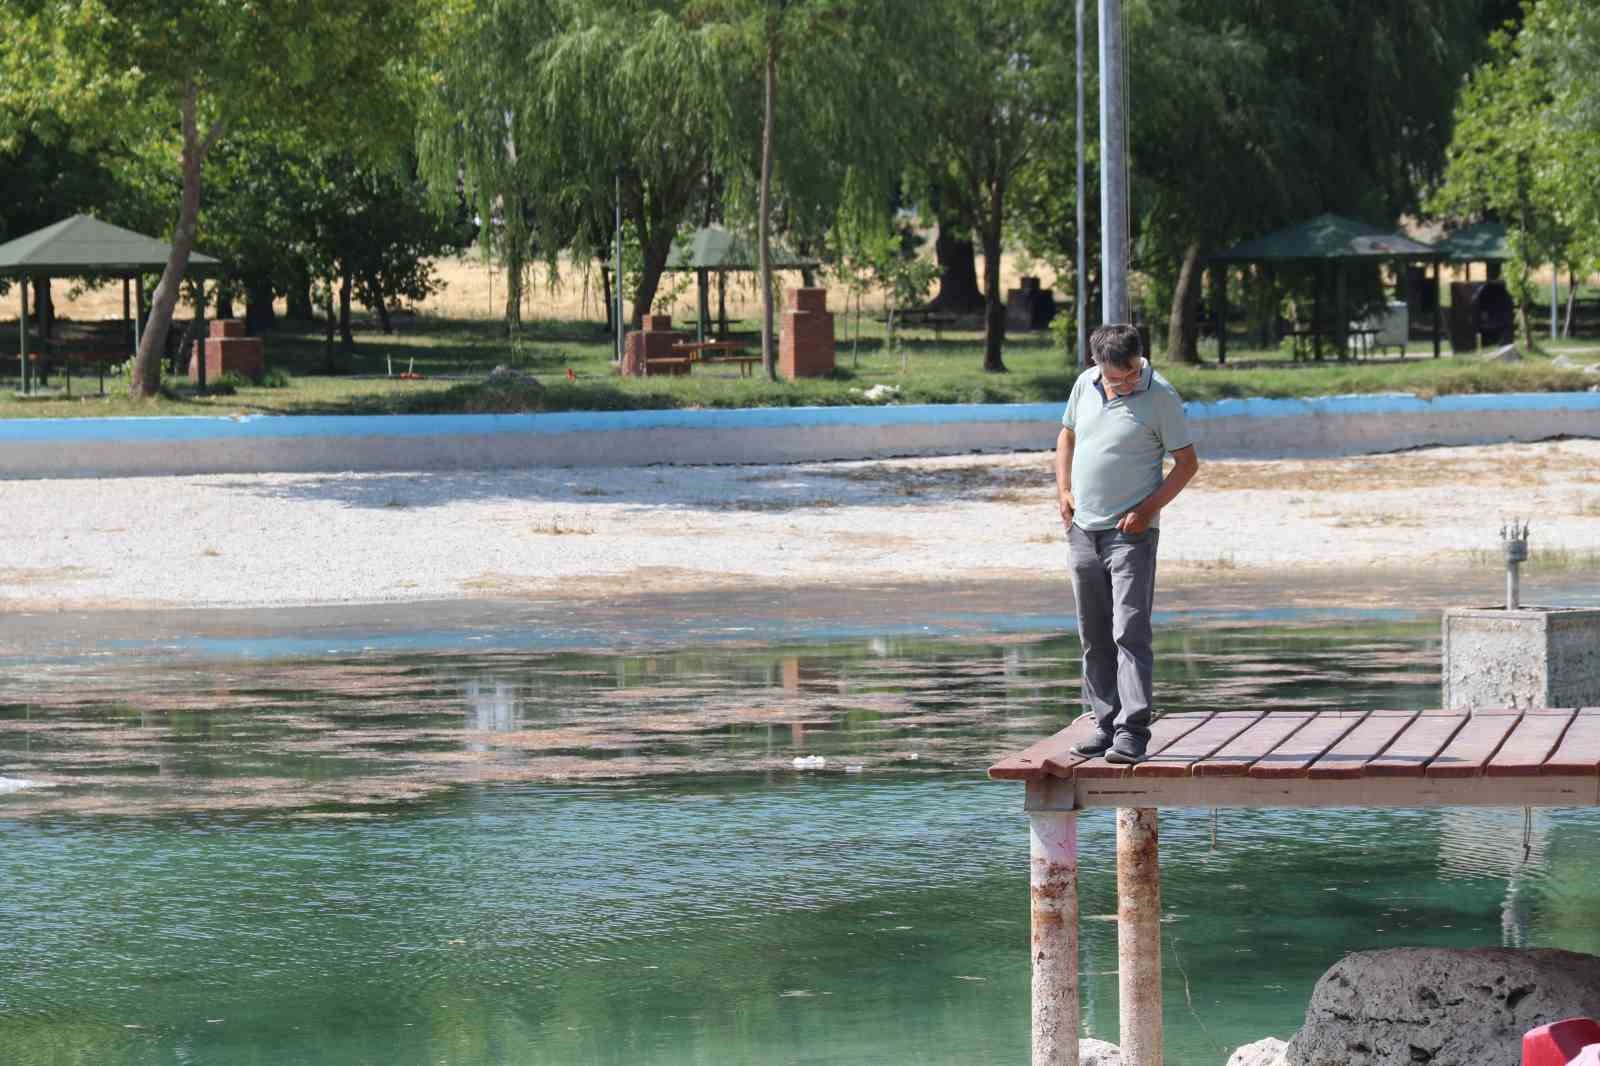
[1089,324,1143,370]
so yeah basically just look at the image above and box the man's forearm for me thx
[1055,429,1074,498]
[1133,447,1199,517]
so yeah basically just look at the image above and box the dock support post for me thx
[1117,807,1163,1066]
[1030,808,1080,1066]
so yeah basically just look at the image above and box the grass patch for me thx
[3,314,1597,420]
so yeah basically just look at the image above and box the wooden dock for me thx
[991,708,1600,808]
[989,708,1600,1066]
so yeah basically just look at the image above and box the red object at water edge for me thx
[567,368,575,381]
[1524,1018,1600,1066]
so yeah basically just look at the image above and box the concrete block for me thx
[1443,607,1600,710]
[210,319,247,339]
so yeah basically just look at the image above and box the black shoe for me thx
[1104,734,1148,765]
[1070,731,1113,758]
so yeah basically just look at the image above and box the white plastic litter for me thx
[791,755,827,770]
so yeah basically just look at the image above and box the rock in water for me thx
[1080,1037,1123,1066]
[1228,1037,1289,1066]
[1286,948,1600,1066]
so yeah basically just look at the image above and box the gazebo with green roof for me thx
[1433,221,1510,280]
[1205,213,1444,361]
[1,214,222,394]
[663,225,819,340]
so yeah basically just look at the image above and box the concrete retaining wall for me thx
[2,391,1598,479]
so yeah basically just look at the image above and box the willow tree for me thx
[422,0,730,334]
[0,0,423,398]
[912,0,1069,374]
[694,0,924,379]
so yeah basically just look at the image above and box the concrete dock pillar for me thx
[1030,810,1080,1066]
[1117,807,1163,1066]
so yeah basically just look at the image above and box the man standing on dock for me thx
[1055,324,1200,764]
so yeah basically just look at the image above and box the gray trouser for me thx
[1066,524,1160,741]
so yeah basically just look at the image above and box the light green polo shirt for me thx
[1062,361,1193,531]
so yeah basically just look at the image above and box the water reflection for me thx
[0,623,1438,818]
[2,620,1596,1066]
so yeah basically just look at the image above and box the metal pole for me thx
[18,276,29,395]
[1098,0,1129,325]
[1031,808,1080,1066]
[1117,807,1163,1066]
[1075,0,1088,367]
[614,170,624,363]
[1551,268,1558,342]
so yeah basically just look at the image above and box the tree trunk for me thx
[323,284,337,373]
[374,289,392,334]
[215,286,235,321]
[287,261,314,319]
[630,243,674,330]
[980,200,1007,373]
[36,278,53,339]
[1564,270,1577,339]
[758,38,779,381]
[504,252,523,336]
[931,228,985,313]
[1165,242,1202,364]
[244,279,277,334]
[131,81,223,399]
[600,261,614,334]
[338,270,354,352]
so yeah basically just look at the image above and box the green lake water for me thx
[3,619,1598,1065]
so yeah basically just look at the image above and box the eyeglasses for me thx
[1100,363,1142,388]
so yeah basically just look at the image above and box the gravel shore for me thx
[4,438,1597,612]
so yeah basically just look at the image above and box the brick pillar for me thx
[779,288,835,380]
[190,319,265,382]
[621,312,687,376]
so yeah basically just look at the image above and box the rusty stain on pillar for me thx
[1030,809,1080,1066]
[1117,807,1162,1066]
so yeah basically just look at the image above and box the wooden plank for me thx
[1074,712,1215,780]
[1542,708,1600,776]
[1132,711,1264,778]
[1308,710,1419,780]
[1027,771,1600,811]
[1364,710,1469,778]
[1426,712,1521,779]
[1486,711,1577,778]
[1192,712,1316,777]
[988,716,1103,780]
[1248,711,1370,780]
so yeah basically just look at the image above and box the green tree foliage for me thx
[422,0,726,338]
[911,0,1069,373]
[0,0,424,396]
[1013,0,1492,364]
[690,0,920,378]
[1432,0,1600,350]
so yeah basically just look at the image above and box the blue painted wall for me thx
[3,391,1598,444]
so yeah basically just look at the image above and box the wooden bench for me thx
[644,356,693,376]
[25,345,129,395]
